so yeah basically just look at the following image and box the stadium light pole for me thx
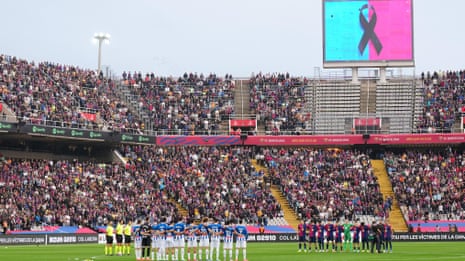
[93,32,110,75]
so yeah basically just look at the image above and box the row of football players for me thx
[297,219,393,253]
[134,217,249,261]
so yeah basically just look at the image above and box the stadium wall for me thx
[0,234,99,245]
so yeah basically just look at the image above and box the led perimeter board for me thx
[323,0,414,68]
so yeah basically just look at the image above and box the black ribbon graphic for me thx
[358,4,383,55]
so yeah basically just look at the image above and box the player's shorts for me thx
[308,236,316,243]
[210,237,220,248]
[124,235,131,244]
[344,234,352,241]
[165,237,174,248]
[353,236,360,243]
[106,235,113,244]
[187,239,197,248]
[361,237,369,242]
[298,235,306,242]
[142,237,151,247]
[235,238,247,249]
[174,237,185,248]
[134,236,142,248]
[384,237,392,242]
[335,237,342,243]
[199,238,209,248]
[327,235,334,241]
[116,234,123,243]
[223,237,233,249]
[151,237,160,249]
[317,237,324,243]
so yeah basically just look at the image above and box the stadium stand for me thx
[258,147,388,222]
[249,73,309,135]
[384,149,465,223]
[2,53,465,235]
[0,54,142,133]
[119,72,235,135]
[417,70,465,133]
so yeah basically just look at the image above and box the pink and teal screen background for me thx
[323,0,413,66]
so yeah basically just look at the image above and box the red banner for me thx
[80,112,96,122]
[369,133,465,145]
[244,135,365,146]
[156,133,465,146]
[354,118,381,127]
[230,119,256,128]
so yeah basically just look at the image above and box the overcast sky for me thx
[2,0,464,77]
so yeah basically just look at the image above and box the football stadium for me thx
[1,0,465,260]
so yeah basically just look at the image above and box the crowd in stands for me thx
[5,53,465,136]
[0,54,145,133]
[417,70,465,133]
[249,73,310,134]
[121,72,235,135]
[0,157,182,232]
[3,144,465,233]
[384,149,465,222]
[119,145,281,225]
[256,148,388,222]
[0,145,281,232]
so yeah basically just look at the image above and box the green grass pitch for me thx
[2,242,465,261]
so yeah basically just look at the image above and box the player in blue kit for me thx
[165,221,176,261]
[173,218,186,261]
[208,218,222,261]
[151,221,160,261]
[383,220,393,253]
[197,218,210,261]
[297,219,307,252]
[334,221,344,252]
[352,221,361,252]
[360,222,370,252]
[222,221,235,261]
[325,220,336,252]
[133,221,142,260]
[157,218,170,261]
[185,222,198,261]
[316,220,325,252]
[234,220,248,261]
[307,220,317,252]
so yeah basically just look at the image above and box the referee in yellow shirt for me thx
[105,221,114,256]
[123,220,133,256]
[116,220,124,256]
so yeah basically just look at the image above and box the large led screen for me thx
[323,0,414,68]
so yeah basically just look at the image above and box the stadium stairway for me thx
[234,79,251,116]
[167,195,189,218]
[371,159,408,232]
[251,159,300,230]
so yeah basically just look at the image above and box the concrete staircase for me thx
[0,101,18,122]
[251,159,300,230]
[169,197,189,217]
[233,79,251,117]
[360,79,377,114]
[371,159,408,232]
